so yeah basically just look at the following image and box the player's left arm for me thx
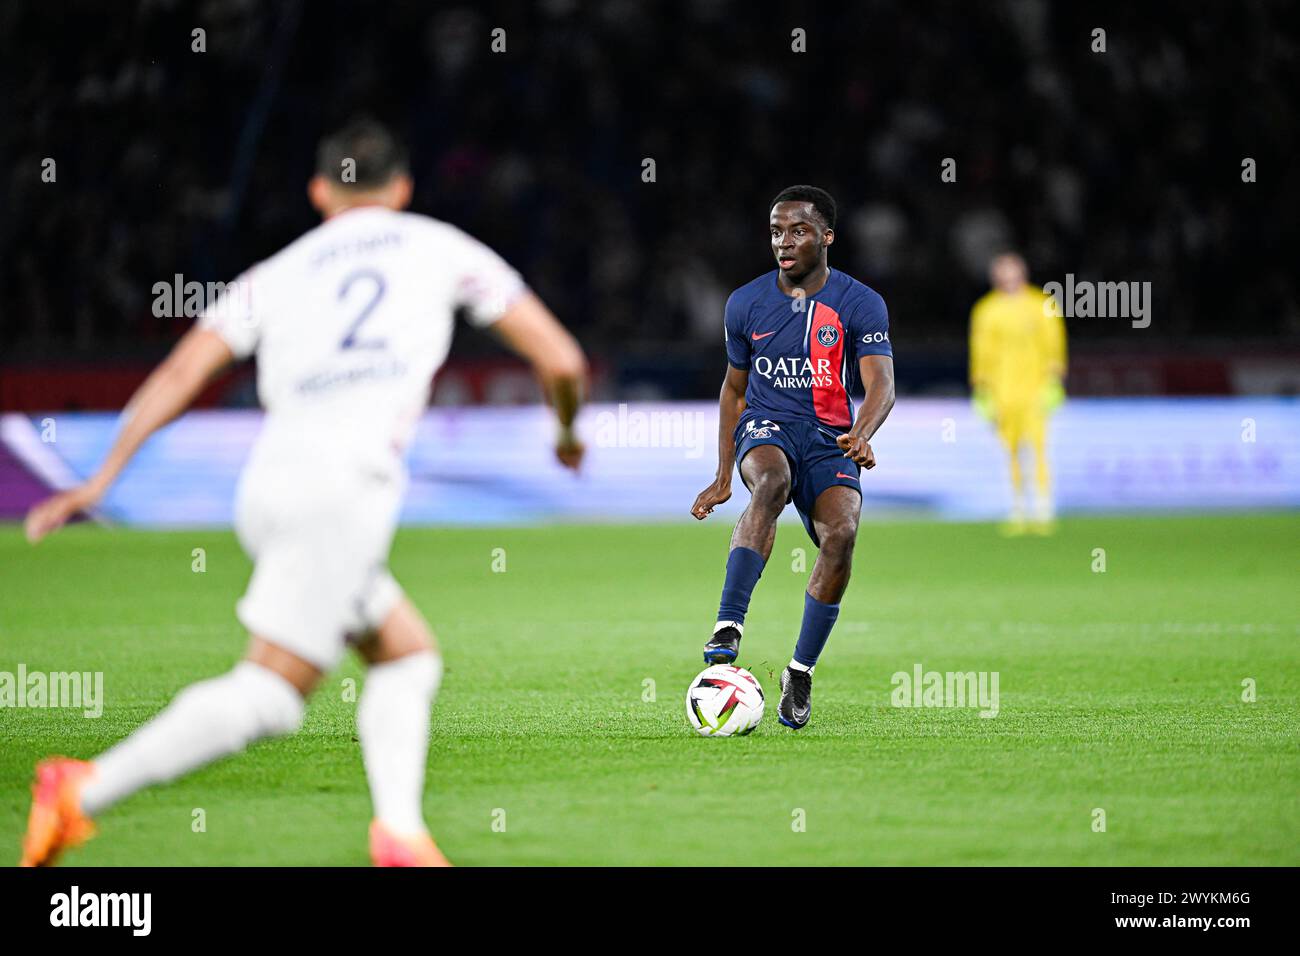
[836,355,895,469]
[1045,300,1067,380]
[1040,287,1067,410]
[836,291,895,468]
[24,328,235,543]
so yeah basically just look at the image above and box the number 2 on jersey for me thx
[338,269,387,349]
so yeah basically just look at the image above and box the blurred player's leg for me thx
[1008,444,1026,528]
[81,641,313,815]
[355,596,449,867]
[1028,413,1055,533]
[21,639,314,866]
[706,445,791,664]
[998,407,1028,535]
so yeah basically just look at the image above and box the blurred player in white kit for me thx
[20,119,587,867]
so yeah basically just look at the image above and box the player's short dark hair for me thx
[316,117,409,188]
[770,185,837,231]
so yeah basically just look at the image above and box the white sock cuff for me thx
[363,650,442,696]
[714,621,744,636]
[233,660,305,735]
[787,659,814,673]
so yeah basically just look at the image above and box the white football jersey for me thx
[199,206,525,475]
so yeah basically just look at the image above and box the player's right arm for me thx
[692,291,750,520]
[443,225,587,470]
[691,365,748,520]
[25,328,235,543]
[968,297,994,420]
[969,298,989,392]
[490,292,588,470]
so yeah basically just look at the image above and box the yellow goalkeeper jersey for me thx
[969,285,1066,407]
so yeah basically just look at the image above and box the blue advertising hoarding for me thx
[3,398,1297,527]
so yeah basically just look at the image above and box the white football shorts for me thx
[232,457,406,671]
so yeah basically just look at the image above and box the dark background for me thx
[4,0,1298,405]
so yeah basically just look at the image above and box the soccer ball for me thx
[686,664,765,737]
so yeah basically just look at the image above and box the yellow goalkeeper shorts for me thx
[994,402,1046,449]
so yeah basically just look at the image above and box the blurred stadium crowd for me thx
[4,0,1297,402]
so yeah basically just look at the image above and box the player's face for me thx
[770,202,832,283]
[990,254,1028,293]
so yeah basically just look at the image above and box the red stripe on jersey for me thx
[809,303,851,427]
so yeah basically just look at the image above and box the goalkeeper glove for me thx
[1043,378,1065,412]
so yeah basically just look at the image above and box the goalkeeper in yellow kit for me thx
[969,253,1067,534]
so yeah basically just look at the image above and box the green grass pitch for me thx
[1,514,1297,866]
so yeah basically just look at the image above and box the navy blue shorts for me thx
[734,412,861,546]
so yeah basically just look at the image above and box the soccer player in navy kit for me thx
[690,186,896,730]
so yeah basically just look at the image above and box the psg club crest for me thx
[816,324,839,347]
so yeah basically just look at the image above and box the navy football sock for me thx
[792,591,840,668]
[716,547,766,626]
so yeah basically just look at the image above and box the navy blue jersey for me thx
[724,269,891,428]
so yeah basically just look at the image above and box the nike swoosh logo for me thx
[836,472,858,480]
[751,331,776,340]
